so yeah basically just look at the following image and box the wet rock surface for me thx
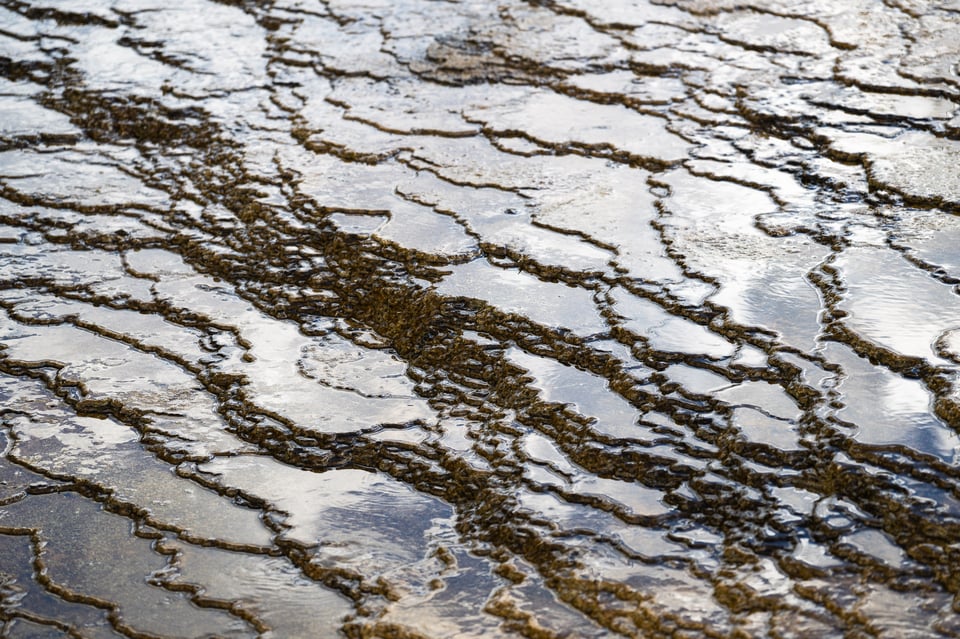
[1,0,960,637]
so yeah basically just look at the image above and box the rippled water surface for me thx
[1,0,960,637]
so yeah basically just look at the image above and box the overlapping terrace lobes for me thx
[1,0,960,636]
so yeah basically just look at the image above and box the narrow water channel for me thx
[1,1,960,637]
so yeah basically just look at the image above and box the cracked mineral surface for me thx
[1,0,960,637]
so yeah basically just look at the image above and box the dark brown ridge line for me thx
[681,158,800,212]
[1,0,121,29]
[644,186,813,367]
[0,524,163,639]
[393,168,620,260]
[519,0,652,48]
[460,114,681,173]
[148,541,271,635]
[529,216,621,253]
[657,0,863,53]
[389,185,496,262]
[862,161,960,215]
[0,528,105,639]
[0,608,89,639]
[0,347,290,531]
[550,79,690,119]
[0,184,164,219]
[1,416,276,555]
[839,438,960,501]
[831,60,960,101]
[821,457,960,590]
[401,152,533,196]
[297,130,415,166]
[804,94,958,131]
[806,257,960,434]
[886,235,960,288]
[327,103,482,140]
[713,31,819,59]
[0,279,257,381]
